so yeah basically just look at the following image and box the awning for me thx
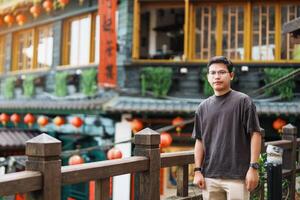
[0,129,41,156]
[103,96,300,116]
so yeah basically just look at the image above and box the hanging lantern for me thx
[71,116,84,128]
[272,118,286,132]
[42,0,53,13]
[16,14,26,26]
[107,148,122,160]
[53,116,65,127]
[10,113,21,126]
[0,113,10,126]
[30,4,42,18]
[68,154,84,165]
[0,17,4,26]
[58,0,70,8]
[24,113,35,127]
[4,14,14,26]
[37,116,49,127]
[131,119,143,133]
[160,132,172,148]
[172,117,184,134]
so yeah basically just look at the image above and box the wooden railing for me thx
[0,125,298,200]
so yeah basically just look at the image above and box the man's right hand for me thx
[193,171,205,189]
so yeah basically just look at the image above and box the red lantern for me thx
[160,132,172,148]
[53,116,65,127]
[37,116,49,127]
[24,113,35,127]
[107,148,122,160]
[172,116,184,134]
[4,14,14,26]
[68,154,84,165]
[71,116,83,128]
[131,119,143,133]
[10,113,20,126]
[43,0,53,13]
[16,14,26,26]
[0,17,4,26]
[58,0,70,8]
[0,113,10,126]
[272,118,286,131]
[30,5,42,18]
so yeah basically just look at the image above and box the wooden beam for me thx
[132,0,140,59]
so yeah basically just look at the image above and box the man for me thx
[192,56,262,200]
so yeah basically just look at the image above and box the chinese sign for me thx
[98,0,117,87]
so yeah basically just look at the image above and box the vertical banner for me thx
[98,0,117,87]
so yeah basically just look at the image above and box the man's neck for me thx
[214,88,232,96]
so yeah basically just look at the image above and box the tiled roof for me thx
[103,96,300,115]
[0,129,41,156]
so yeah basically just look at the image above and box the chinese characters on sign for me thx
[98,0,117,87]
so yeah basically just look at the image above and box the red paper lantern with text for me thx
[53,116,65,127]
[0,113,10,126]
[43,0,53,13]
[30,4,42,18]
[71,116,83,128]
[131,119,143,133]
[37,116,49,127]
[160,132,172,148]
[172,116,184,133]
[10,113,21,126]
[24,113,35,127]
[16,14,26,26]
[4,14,14,26]
[107,148,122,160]
[272,118,286,131]
[68,155,84,165]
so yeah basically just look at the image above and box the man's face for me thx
[207,63,234,93]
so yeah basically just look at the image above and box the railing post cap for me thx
[26,133,61,157]
[282,123,297,135]
[134,128,160,145]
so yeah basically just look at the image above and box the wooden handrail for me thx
[161,150,194,168]
[265,139,292,149]
[62,156,148,185]
[0,171,42,196]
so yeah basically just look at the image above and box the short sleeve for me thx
[192,111,202,140]
[244,99,261,135]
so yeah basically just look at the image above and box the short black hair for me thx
[207,56,234,72]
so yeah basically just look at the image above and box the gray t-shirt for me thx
[192,90,261,179]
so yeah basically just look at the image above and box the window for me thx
[281,5,300,60]
[252,5,276,60]
[139,6,184,60]
[12,24,53,71]
[194,6,217,60]
[0,35,5,73]
[222,6,244,60]
[63,13,100,66]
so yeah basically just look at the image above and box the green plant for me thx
[264,68,296,100]
[55,72,68,97]
[23,75,35,97]
[201,68,214,97]
[141,67,172,98]
[3,77,16,99]
[80,68,97,96]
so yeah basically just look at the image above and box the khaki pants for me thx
[202,178,250,200]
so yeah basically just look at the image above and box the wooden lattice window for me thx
[222,6,244,60]
[37,24,54,68]
[281,5,300,60]
[252,5,275,60]
[13,29,34,71]
[0,35,5,74]
[195,6,217,60]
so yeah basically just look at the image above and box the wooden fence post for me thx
[282,124,297,200]
[134,128,161,200]
[25,133,61,200]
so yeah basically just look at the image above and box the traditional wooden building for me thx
[0,0,300,198]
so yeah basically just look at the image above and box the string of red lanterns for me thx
[107,148,122,160]
[160,132,172,148]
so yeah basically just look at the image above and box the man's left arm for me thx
[245,132,262,191]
